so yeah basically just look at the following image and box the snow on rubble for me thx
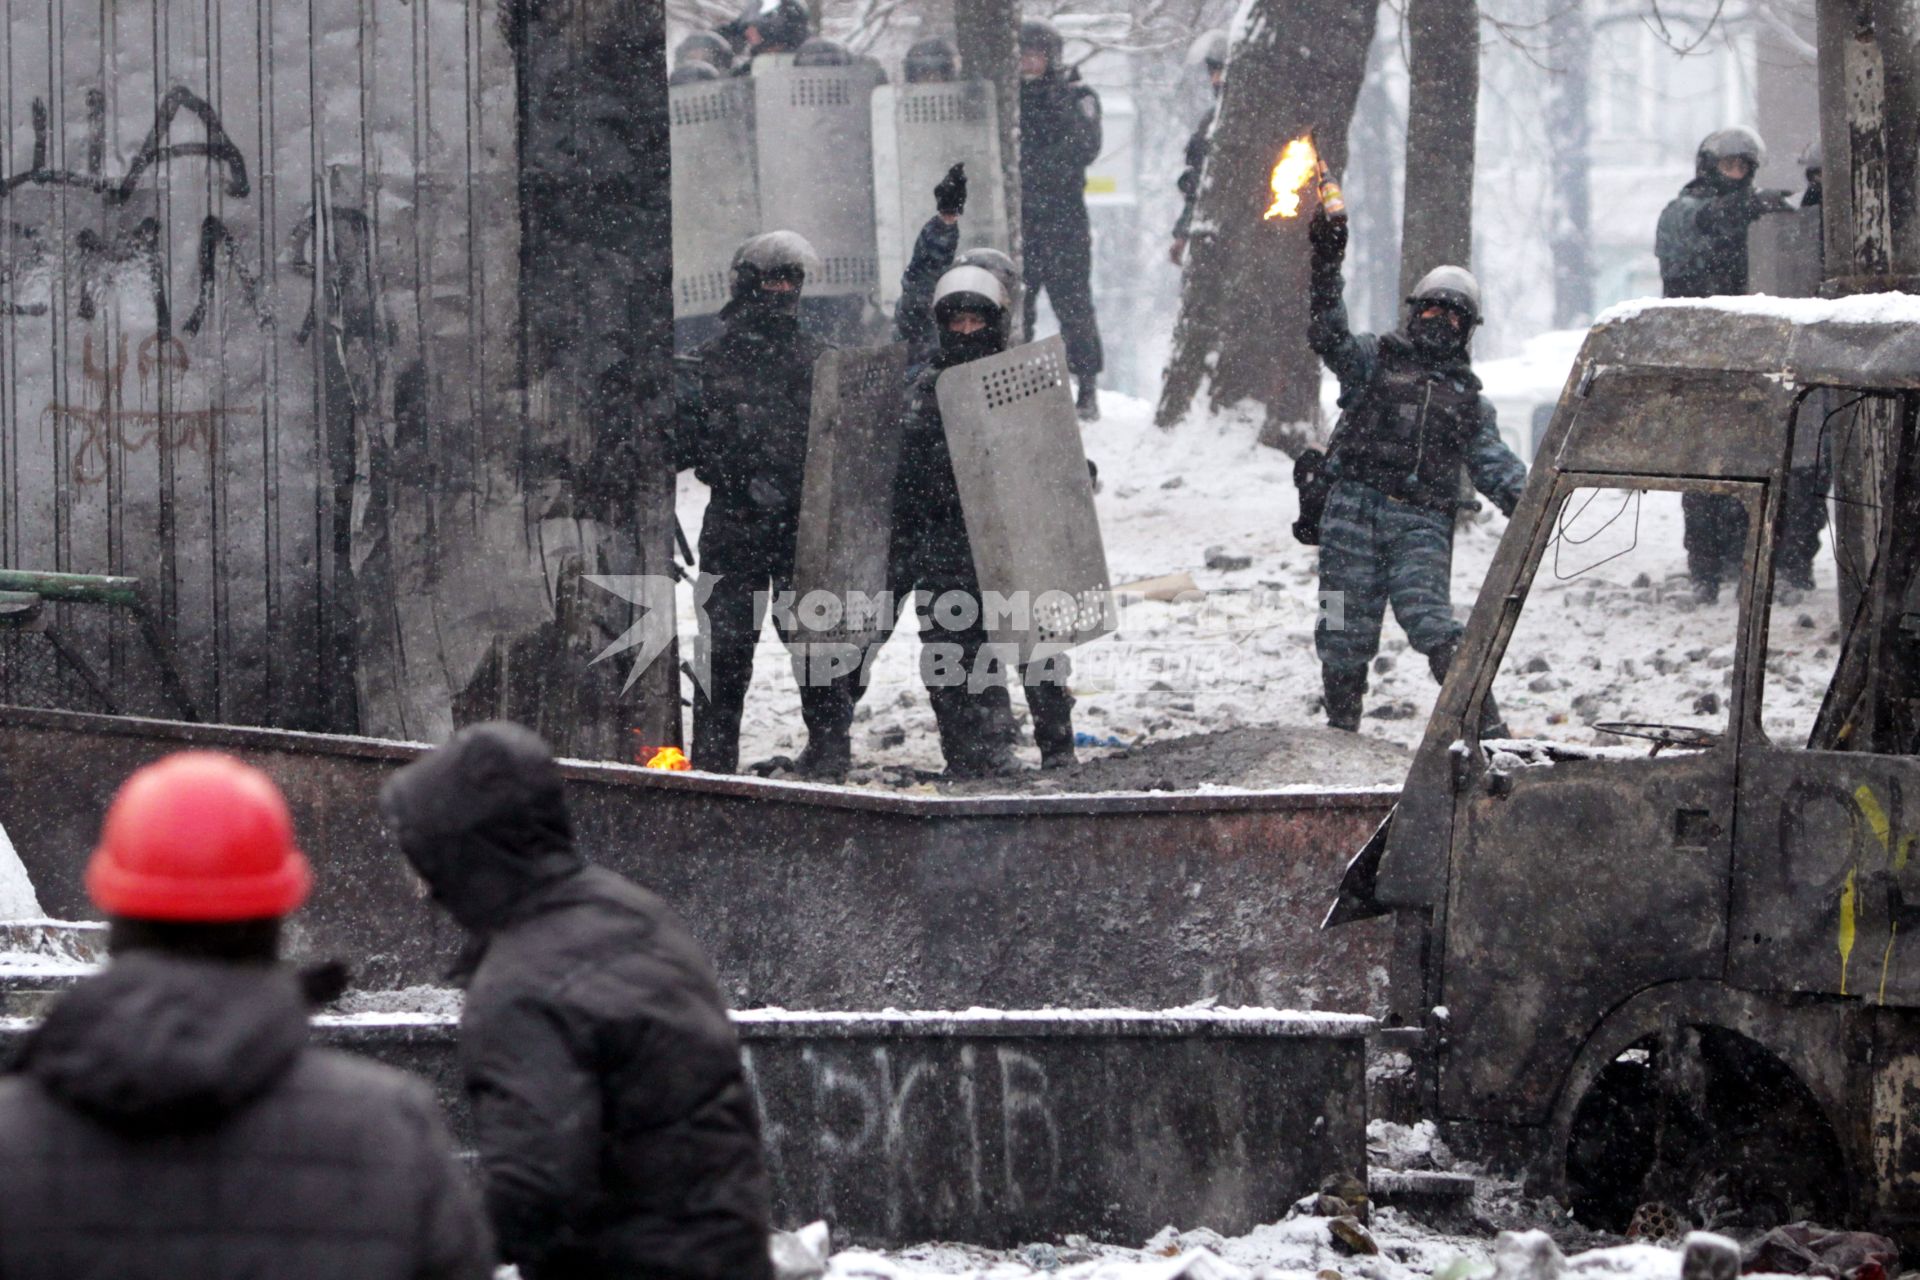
[684,337,1841,788]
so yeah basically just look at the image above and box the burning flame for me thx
[1264,134,1321,220]
[643,745,691,771]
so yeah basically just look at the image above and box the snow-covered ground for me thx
[675,336,1841,784]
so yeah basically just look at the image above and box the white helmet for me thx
[1407,265,1482,328]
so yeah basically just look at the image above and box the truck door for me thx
[1439,476,1758,1124]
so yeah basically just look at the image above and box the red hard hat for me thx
[86,752,312,921]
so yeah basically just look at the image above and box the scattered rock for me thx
[1528,676,1556,693]
[1633,572,1653,588]
[1492,1230,1565,1280]
[1373,654,1395,674]
[1160,475,1185,490]
[1522,655,1551,673]
[1693,691,1721,716]
[1149,680,1175,692]
[1367,700,1418,720]
[1204,545,1253,572]
[1798,613,1817,629]
[873,727,907,749]
[1686,647,1712,662]
[1328,1217,1379,1257]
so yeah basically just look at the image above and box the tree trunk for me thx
[1546,4,1593,328]
[1350,39,1403,335]
[954,0,1023,278]
[509,0,681,758]
[1817,0,1920,626]
[1398,0,1478,301]
[1155,0,1377,449]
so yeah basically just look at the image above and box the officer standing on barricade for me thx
[1169,31,1228,268]
[675,231,855,778]
[1300,205,1526,733]
[857,265,1078,775]
[1655,126,1795,603]
[1019,18,1105,421]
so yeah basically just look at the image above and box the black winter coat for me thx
[1173,106,1214,239]
[0,954,492,1280]
[1020,71,1102,251]
[381,723,773,1280]
[890,363,975,575]
[1656,176,1776,298]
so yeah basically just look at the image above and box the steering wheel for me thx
[1593,720,1722,756]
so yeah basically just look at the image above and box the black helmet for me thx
[1187,30,1229,73]
[675,30,735,73]
[1696,126,1765,178]
[1406,265,1482,328]
[740,0,811,52]
[794,36,853,67]
[904,36,958,83]
[729,230,821,301]
[1019,18,1064,70]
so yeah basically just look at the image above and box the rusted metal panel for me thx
[0,704,1395,1011]
[0,0,558,742]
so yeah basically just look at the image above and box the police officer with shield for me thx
[1302,207,1526,733]
[676,231,855,778]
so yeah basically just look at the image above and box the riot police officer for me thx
[676,231,853,777]
[904,36,958,84]
[672,30,734,83]
[865,265,1077,774]
[729,0,811,71]
[1304,208,1526,732]
[1656,126,1794,602]
[1169,30,1228,268]
[1018,18,1104,421]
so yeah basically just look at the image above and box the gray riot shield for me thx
[871,80,1009,314]
[1749,205,1824,300]
[670,76,760,319]
[936,336,1114,661]
[753,65,885,302]
[791,343,911,651]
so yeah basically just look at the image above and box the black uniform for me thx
[1173,106,1214,243]
[382,723,774,1280]
[0,953,492,1280]
[895,215,961,361]
[1020,68,1104,386]
[1657,170,1791,593]
[676,302,851,773]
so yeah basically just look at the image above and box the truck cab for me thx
[1332,294,1920,1237]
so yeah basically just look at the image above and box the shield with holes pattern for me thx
[871,80,1009,315]
[753,64,886,302]
[935,336,1114,660]
[669,76,761,319]
[791,343,912,649]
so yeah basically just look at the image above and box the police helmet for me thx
[905,36,959,83]
[675,30,735,72]
[1186,30,1229,73]
[794,37,853,67]
[1697,126,1766,176]
[932,264,1010,328]
[1800,139,1823,178]
[1019,18,1064,69]
[953,248,1021,340]
[730,230,822,299]
[669,62,722,85]
[1406,265,1482,328]
[740,0,811,51]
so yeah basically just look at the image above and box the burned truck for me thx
[1331,294,1920,1237]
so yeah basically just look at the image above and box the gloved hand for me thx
[1309,208,1348,262]
[1753,187,1794,215]
[935,163,968,218]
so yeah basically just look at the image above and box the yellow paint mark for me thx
[1857,785,1893,853]
[1884,922,1902,1005]
[1842,866,1859,996]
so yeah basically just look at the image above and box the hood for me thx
[380,721,584,933]
[24,953,307,1132]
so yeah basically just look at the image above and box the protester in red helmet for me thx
[0,751,492,1280]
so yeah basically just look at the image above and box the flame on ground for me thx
[643,745,691,771]
[1264,134,1320,220]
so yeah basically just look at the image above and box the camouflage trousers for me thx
[1314,481,1461,673]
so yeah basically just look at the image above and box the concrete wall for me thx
[0,706,1397,1012]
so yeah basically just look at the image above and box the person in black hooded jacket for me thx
[380,721,774,1280]
[0,751,491,1280]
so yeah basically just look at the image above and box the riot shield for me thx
[753,65,884,302]
[871,80,1008,314]
[670,76,760,319]
[791,343,911,650]
[936,336,1114,660]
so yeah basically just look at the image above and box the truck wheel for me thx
[1564,1025,1845,1233]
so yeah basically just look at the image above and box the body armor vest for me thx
[1331,337,1482,513]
